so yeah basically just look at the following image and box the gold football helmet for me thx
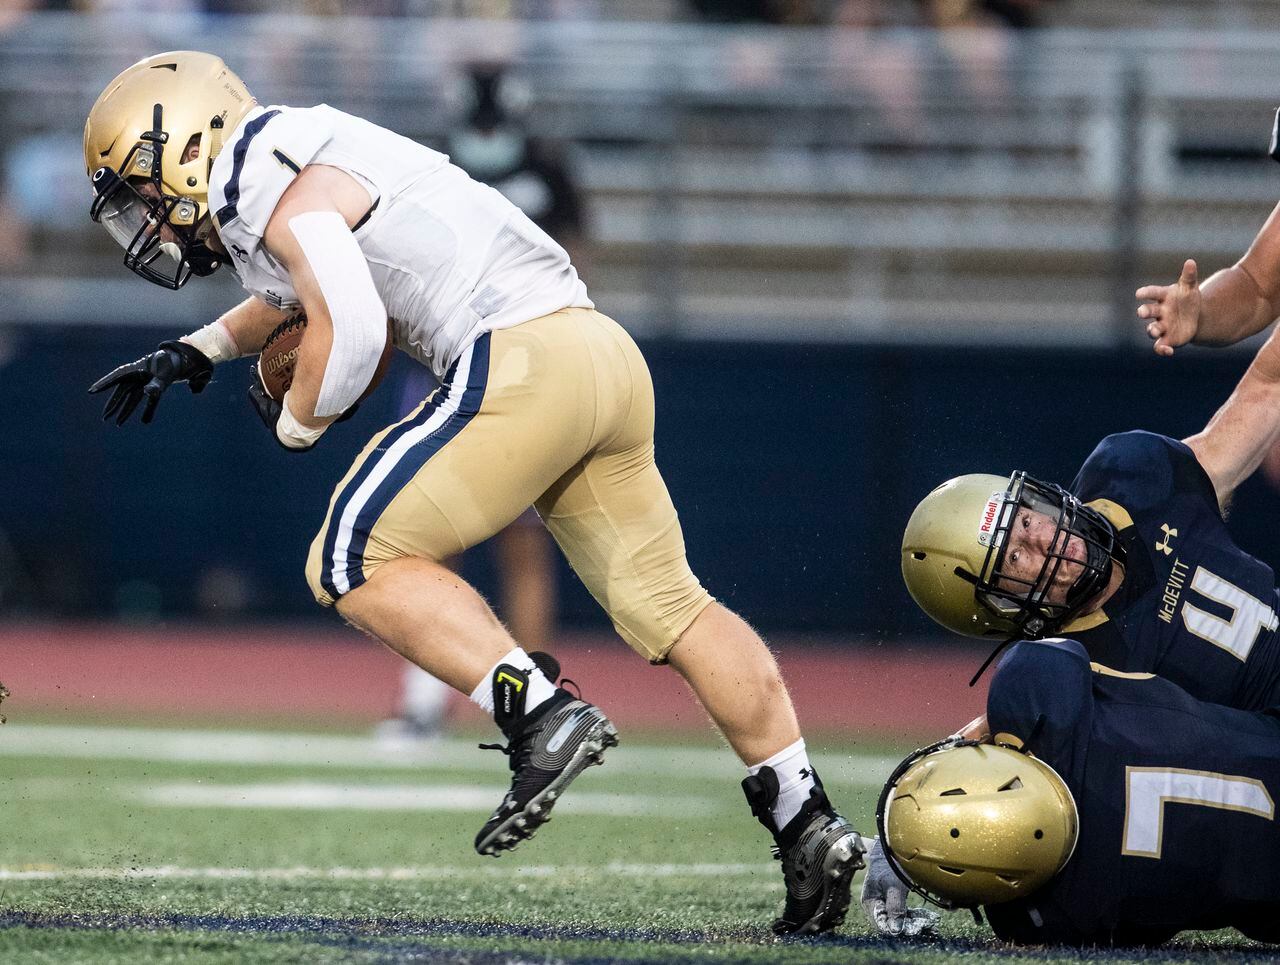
[877,739,1079,908]
[901,472,1122,640]
[84,51,256,288]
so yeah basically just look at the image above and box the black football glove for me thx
[248,362,310,453]
[248,363,359,453]
[247,363,358,452]
[88,340,214,425]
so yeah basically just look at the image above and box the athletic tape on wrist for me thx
[181,320,241,364]
[287,210,387,418]
[276,391,328,450]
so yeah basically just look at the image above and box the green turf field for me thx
[0,722,1272,963]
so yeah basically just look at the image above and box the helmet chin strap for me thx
[207,114,225,164]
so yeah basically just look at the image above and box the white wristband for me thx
[276,391,328,450]
[181,320,242,364]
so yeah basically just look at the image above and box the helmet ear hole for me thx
[881,743,1079,908]
[912,552,926,560]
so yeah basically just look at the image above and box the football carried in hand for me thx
[257,311,394,403]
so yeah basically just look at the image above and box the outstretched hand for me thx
[1136,259,1201,357]
[860,838,942,938]
[88,340,214,425]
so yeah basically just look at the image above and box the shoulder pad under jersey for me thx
[209,105,335,240]
[1070,431,1215,514]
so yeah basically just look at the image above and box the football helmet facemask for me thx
[901,472,1123,640]
[84,51,256,289]
[877,738,1079,909]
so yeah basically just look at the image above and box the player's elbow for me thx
[314,308,388,418]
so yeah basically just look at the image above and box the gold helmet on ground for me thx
[876,739,1079,908]
[901,472,1122,641]
[84,51,256,289]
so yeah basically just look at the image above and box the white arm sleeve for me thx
[288,210,388,418]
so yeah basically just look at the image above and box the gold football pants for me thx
[305,307,713,663]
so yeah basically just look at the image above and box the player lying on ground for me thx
[900,307,1280,715]
[868,638,1280,946]
[81,52,863,934]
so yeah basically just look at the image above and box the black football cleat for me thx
[474,651,619,857]
[742,765,865,935]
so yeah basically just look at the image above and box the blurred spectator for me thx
[969,0,1056,30]
[5,133,87,232]
[918,0,1058,133]
[195,566,255,621]
[380,63,583,745]
[687,0,823,24]
[77,0,201,12]
[0,0,36,33]
[0,189,32,274]
[446,63,587,262]
[828,1,926,141]
[0,527,32,614]
[4,130,100,273]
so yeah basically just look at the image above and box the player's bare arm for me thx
[253,164,385,448]
[210,296,292,357]
[1138,200,1280,355]
[1184,320,1280,508]
[954,714,989,741]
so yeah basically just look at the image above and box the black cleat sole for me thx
[475,718,619,857]
[773,831,864,936]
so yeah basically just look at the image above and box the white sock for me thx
[748,738,816,830]
[400,664,450,727]
[468,646,558,718]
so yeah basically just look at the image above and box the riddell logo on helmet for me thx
[976,492,1005,547]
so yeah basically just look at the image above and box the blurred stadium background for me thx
[7,0,1280,721]
[5,1,1280,729]
[5,3,1280,958]
[2,1,1280,721]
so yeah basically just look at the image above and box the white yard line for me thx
[135,781,717,815]
[0,724,900,785]
[0,863,778,882]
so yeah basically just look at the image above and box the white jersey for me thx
[207,104,593,378]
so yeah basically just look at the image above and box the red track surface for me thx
[1,624,987,738]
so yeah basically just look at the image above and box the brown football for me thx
[257,311,394,404]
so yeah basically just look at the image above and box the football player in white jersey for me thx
[84,51,864,934]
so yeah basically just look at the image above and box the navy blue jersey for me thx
[1068,431,1280,711]
[984,639,1280,946]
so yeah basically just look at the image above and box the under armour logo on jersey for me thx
[1156,524,1178,556]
